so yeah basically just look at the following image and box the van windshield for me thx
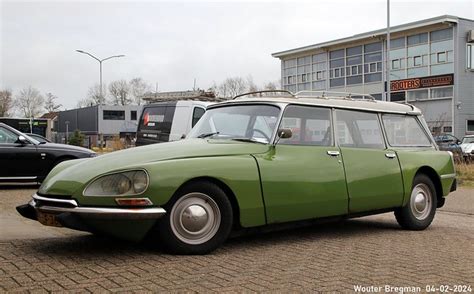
[187,104,281,144]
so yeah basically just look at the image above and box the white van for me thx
[136,100,213,146]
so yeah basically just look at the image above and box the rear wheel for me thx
[154,181,233,254]
[395,174,437,230]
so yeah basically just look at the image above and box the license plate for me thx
[37,211,62,227]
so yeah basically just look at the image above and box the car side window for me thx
[0,127,18,144]
[279,105,332,146]
[192,107,205,127]
[335,110,385,149]
[382,114,431,146]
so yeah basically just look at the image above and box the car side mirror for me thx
[277,128,292,139]
[16,135,29,145]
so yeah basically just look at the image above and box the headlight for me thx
[84,170,149,196]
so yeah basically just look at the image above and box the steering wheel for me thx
[250,129,270,141]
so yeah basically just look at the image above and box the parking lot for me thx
[1,187,473,293]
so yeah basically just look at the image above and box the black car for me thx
[0,123,96,183]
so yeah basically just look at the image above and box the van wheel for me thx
[395,174,437,230]
[154,181,233,254]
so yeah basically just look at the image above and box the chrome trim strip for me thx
[33,194,78,206]
[30,194,166,220]
[440,173,456,179]
[0,176,37,180]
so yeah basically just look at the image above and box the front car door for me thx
[0,126,39,180]
[256,105,348,224]
[334,109,404,213]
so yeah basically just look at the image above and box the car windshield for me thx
[187,104,281,144]
[462,137,474,144]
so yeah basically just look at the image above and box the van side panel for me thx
[169,104,191,141]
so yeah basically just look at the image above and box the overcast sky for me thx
[1,0,473,109]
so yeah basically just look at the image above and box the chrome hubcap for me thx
[410,183,432,220]
[170,192,221,245]
[181,205,208,232]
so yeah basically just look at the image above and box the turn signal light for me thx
[115,198,153,207]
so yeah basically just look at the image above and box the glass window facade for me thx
[388,27,454,80]
[281,27,455,97]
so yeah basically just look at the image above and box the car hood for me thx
[39,142,95,154]
[39,139,270,196]
[461,143,474,152]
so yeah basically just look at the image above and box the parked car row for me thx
[434,133,474,161]
[17,91,457,254]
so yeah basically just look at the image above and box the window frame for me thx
[277,104,335,147]
[130,110,137,120]
[333,109,387,150]
[467,120,474,133]
[0,126,19,144]
[192,106,206,128]
[467,44,474,71]
[381,114,433,148]
[103,110,125,120]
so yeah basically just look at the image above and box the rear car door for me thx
[335,109,404,213]
[256,105,348,224]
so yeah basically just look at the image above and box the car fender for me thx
[73,155,266,228]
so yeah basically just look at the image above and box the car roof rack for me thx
[294,91,376,101]
[233,90,296,100]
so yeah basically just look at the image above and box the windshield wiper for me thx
[197,132,220,138]
[231,138,267,144]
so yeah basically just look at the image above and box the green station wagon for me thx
[17,91,457,254]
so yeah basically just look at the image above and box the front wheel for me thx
[395,174,437,230]
[154,181,233,254]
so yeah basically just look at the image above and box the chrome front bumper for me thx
[26,193,167,220]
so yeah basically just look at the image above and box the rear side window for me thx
[382,114,431,146]
[192,107,205,127]
[279,105,332,146]
[336,110,385,149]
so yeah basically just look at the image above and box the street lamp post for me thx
[65,121,70,144]
[75,50,125,101]
[386,0,391,102]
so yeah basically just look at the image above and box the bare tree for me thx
[109,80,131,105]
[264,81,278,91]
[0,89,13,117]
[44,92,62,112]
[15,86,44,117]
[218,77,247,99]
[246,76,259,93]
[87,84,106,105]
[76,98,94,108]
[129,78,150,105]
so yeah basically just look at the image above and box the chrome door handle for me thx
[327,150,340,156]
[385,152,396,159]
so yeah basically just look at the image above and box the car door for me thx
[0,126,39,179]
[334,109,404,213]
[255,105,348,224]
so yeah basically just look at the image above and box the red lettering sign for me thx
[390,74,453,91]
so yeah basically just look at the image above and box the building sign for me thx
[390,74,454,91]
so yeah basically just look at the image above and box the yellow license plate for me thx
[37,211,62,227]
